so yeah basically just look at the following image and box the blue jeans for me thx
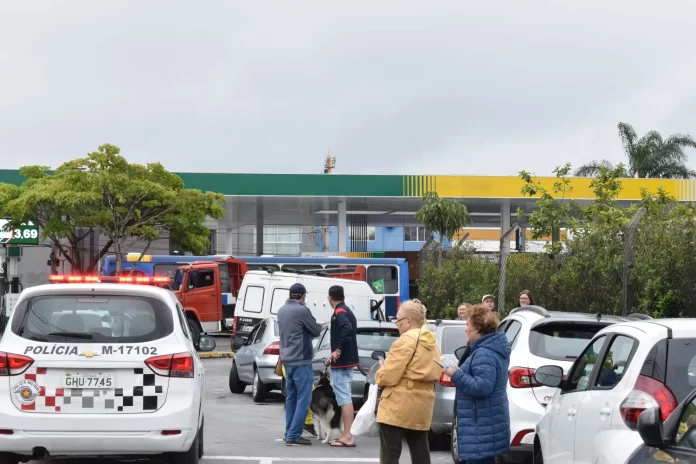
[284,364,313,441]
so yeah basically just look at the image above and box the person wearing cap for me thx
[327,285,359,447]
[482,294,496,312]
[277,283,322,446]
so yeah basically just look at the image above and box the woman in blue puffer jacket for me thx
[442,304,511,464]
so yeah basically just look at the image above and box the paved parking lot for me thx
[27,358,451,463]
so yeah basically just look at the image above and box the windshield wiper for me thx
[48,332,94,339]
[565,355,578,359]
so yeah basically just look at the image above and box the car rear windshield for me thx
[11,295,174,343]
[356,328,400,353]
[666,338,696,402]
[529,322,608,361]
[441,326,468,354]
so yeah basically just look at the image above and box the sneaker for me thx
[303,424,318,438]
[286,437,312,446]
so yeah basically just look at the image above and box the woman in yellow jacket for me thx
[375,299,442,464]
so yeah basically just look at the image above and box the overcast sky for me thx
[1,1,695,176]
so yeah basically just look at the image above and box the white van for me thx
[231,270,384,350]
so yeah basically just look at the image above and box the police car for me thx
[0,275,216,464]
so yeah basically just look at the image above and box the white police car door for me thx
[4,290,188,414]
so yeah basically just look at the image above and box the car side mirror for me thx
[371,350,386,361]
[198,335,217,352]
[637,407,665,448]
[534,365,564,388]
[454,346,468,361]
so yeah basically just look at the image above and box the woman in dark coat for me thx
[443,304,511,464]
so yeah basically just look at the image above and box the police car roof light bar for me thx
[48,275,170,285]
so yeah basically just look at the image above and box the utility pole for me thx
[322,154,336,252]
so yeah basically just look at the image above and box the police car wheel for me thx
[252,369,268,403]
[198,418,204,459]
[229,361,246,394]
[0,453,19,464]
[188,317,201,348]
[169,429,200,464]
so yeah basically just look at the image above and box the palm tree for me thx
[575,122,696,178]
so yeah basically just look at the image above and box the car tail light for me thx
[440,373,455,387]
[620,375,677,430]
[232,316,238,335]
[0,352,34,376]
[509,367,541,388]
[145,353,194,378]
[511,429,535,446]
[263,341,280,356]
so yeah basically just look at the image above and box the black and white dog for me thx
[310,368,343,443]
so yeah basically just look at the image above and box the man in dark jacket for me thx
[327,285,358,447]
[278,283,322,446]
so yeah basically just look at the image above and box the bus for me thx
[102,254,409,318]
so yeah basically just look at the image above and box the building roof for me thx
[2,170,693,228]
[1,169,694,200]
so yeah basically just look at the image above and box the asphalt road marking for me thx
[204,457,379,462]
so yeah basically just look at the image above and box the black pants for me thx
[379,423,431,464]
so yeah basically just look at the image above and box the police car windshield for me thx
[11,295,174,344]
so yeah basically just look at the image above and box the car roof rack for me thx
[625,313,653,320]
[509,305,550,318]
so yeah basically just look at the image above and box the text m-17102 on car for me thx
[0,275,216,464]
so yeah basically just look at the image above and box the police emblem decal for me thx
[12,379,40,405]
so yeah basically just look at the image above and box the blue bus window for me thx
[366,266,398,294]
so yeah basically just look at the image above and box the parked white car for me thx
[0,276,216,464]
[494,306,635,463]
[533,318,696,464]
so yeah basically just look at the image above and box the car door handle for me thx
[567,408,577,417]
[600,407,612,416]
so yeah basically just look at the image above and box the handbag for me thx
[375,327,422,416]
[274,358,283,377]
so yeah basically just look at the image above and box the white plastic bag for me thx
[351,384,380,437]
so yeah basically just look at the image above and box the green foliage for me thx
[518,163,577,254]
[0,144,226,274]
[418,245,497,319]
[415,191,472,265]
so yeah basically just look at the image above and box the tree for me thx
[58,144,226,274]
[517,163,577,254]
[0,144,226,275]
[0,165,108,272]
[415,191,472,266]
[575,122,696,178]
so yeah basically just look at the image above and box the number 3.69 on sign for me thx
[14,229,38,239]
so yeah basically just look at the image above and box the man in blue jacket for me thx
[327,285,359,447]
[278,283,322,446]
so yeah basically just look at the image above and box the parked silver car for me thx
[427,320,468,437]
[228,317,281,403]
[311,320,400,408]
[364,319,468,448]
